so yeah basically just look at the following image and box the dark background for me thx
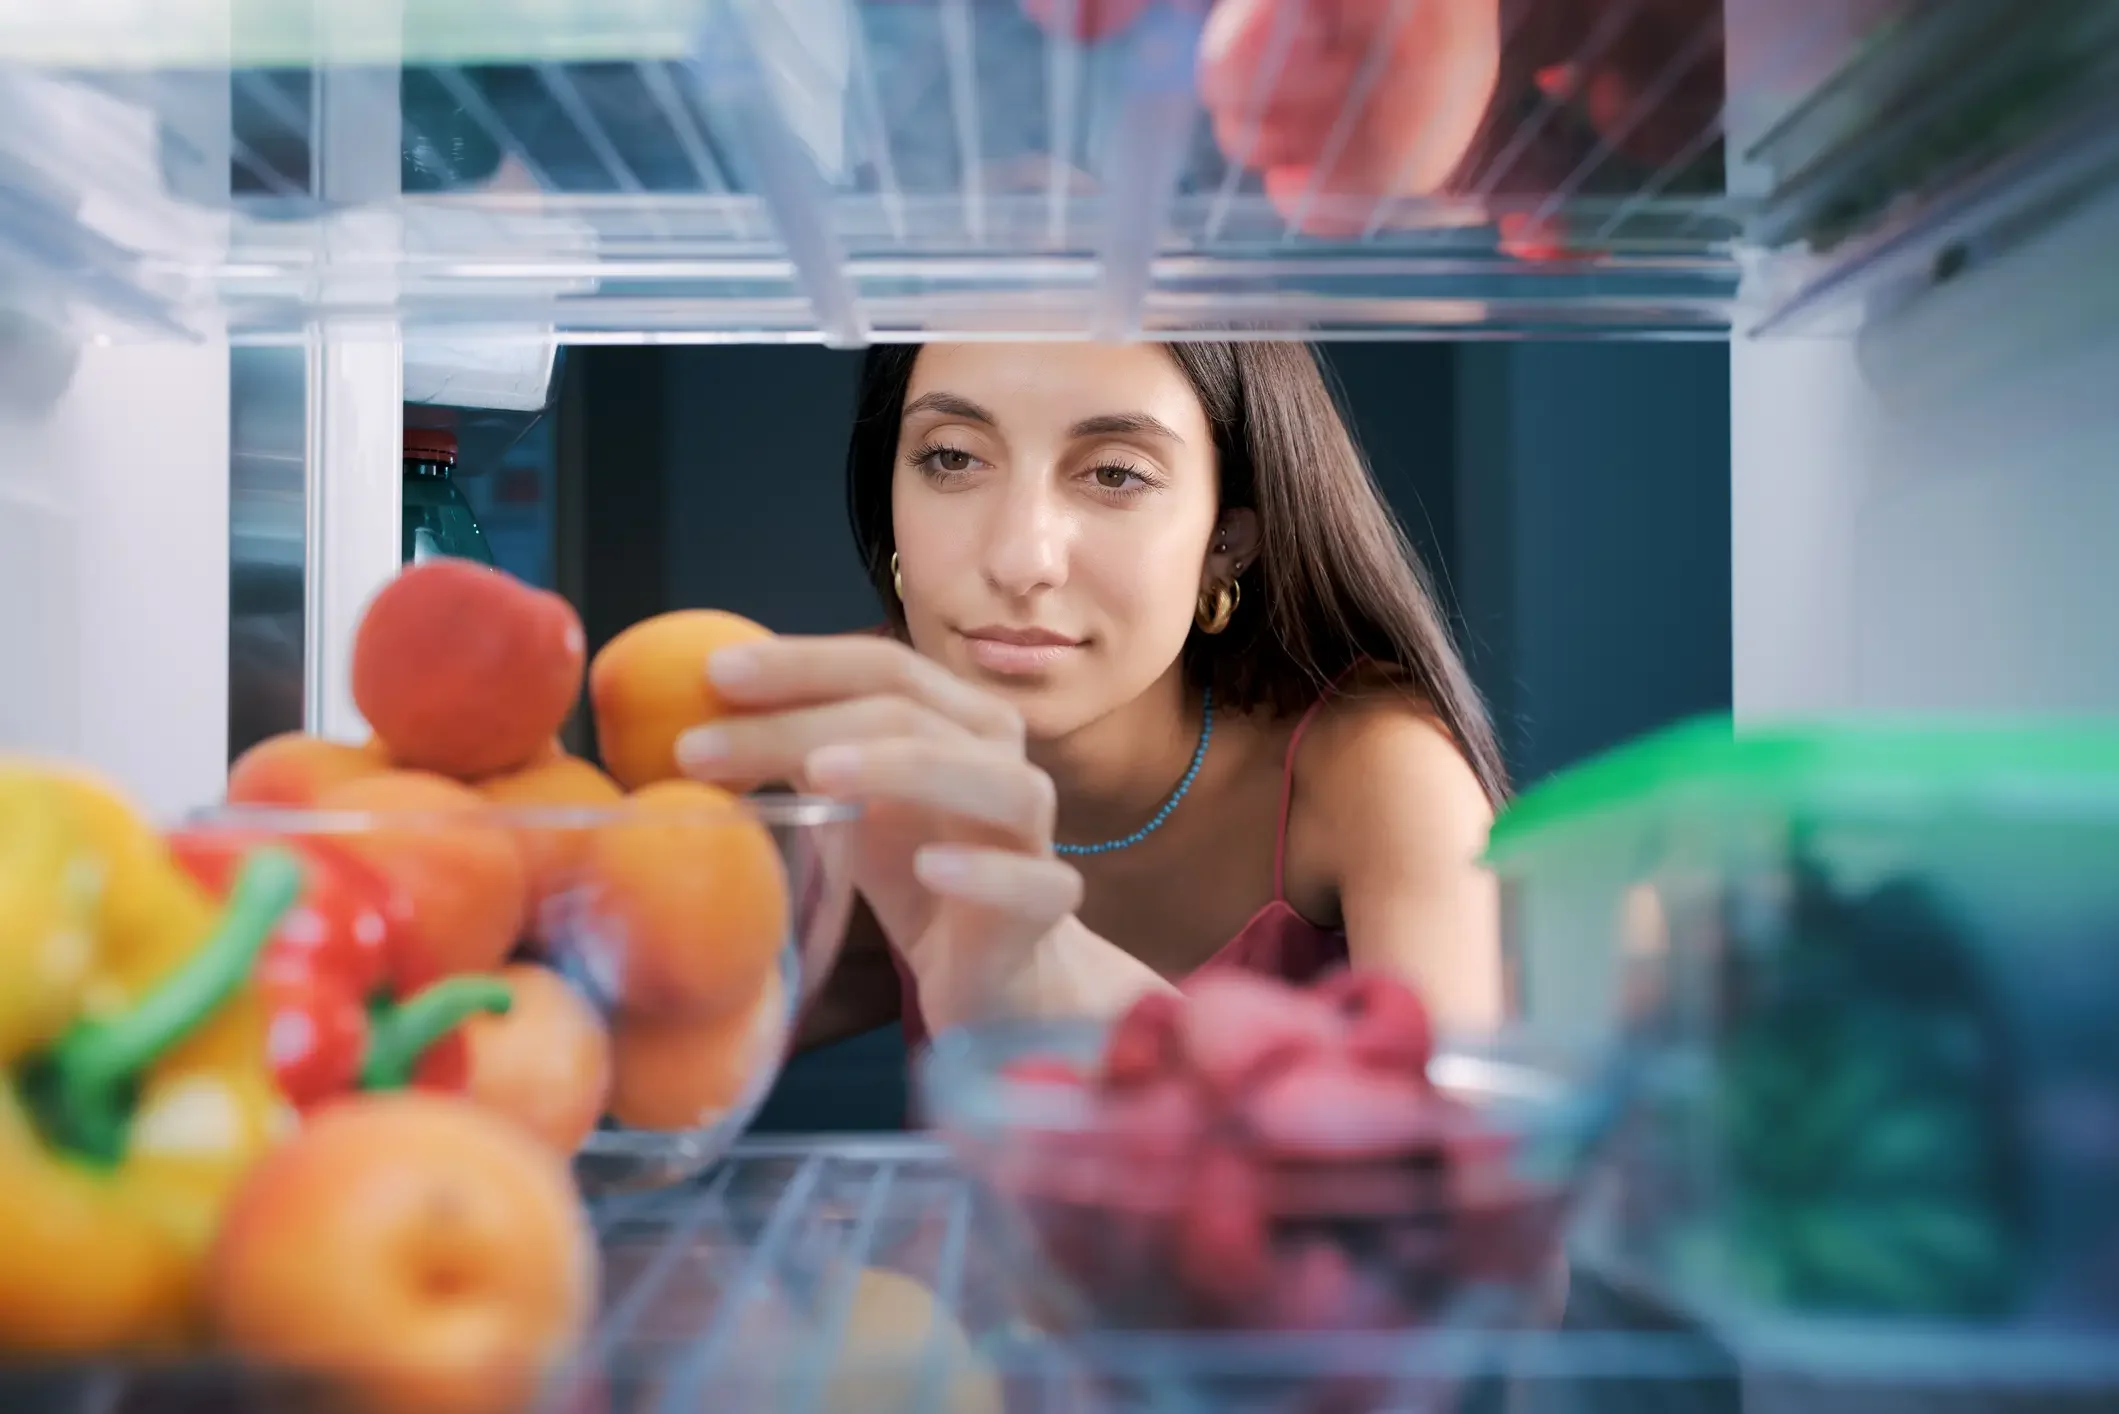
[548,340,1733,1130]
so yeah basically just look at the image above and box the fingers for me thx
[679,703,1058,848]
[677,695,962,786]
[805,738,1059,848]
[914,845,1084,917]
[907,849,1086,1029]
[705,635,1025,746]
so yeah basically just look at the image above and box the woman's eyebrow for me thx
[1069,411,1184,444]
[902,391,996,425]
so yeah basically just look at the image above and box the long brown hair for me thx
[844,343,1508,806]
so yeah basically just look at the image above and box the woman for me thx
[677,341,1507,1044]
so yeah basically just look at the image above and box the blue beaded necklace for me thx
[1054,689,1214,857]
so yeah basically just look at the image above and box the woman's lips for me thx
[958,628,1084,676]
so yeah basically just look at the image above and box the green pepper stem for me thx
[360,976,513,1091]
[43,846,305,1164]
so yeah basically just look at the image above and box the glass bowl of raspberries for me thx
[918,968,1617,1345]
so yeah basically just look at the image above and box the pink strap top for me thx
[894,684,1349,1051]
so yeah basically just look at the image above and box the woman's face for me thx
[890,343,1227,737]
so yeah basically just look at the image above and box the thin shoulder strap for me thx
[1270,661,1369,901]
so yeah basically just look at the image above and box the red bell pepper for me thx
[167,831,511,1109]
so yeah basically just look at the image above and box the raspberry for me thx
[1316,968,1434,1077]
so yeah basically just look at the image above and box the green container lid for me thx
[1486,714,2119,866]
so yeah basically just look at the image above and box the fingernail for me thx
[706,645,762,687]
[805,745,862,784]
[914,846,974,888]
[676,726,729,767]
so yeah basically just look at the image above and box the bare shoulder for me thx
[1277,668,1495,923]
[1298,668,1494,831]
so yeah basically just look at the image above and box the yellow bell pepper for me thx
[0,769,302,1356]
[0,767,101,1059]
[49,769,223,1014]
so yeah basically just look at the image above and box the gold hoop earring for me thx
[1195,579,1239,635]
[890,551,903,600]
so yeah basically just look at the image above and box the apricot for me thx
[208,1091,597,1414]
[316,771,527,982]
[576,779,789,1017]
[607,966,785,1131]
[818,1268,1000,1414]
[655,1266,998,1414]
[461,964,613,1156]
[227,732,388,808]
[587,609,772,791]
[352,560,586,781]
[476,755,624,939]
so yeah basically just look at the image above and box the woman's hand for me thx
[673,634,1085,1030]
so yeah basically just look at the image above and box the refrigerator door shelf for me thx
[1744,0,2119,337]
[0,0,1736,339]
[0,1,2106,344]
[0,0,710,70]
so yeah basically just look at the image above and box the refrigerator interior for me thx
[1,0,2117,1406]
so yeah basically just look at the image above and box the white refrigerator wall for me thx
[0,71,234,823]
[1725,0,2119,718]
[1730,154,2119,719]
[0,342,232,822]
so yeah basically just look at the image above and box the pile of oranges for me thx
[224,561,794,1155]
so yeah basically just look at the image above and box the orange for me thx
[316,771,528,982]
[208,1091,597,1414]
[226,732,387,808]
[461,964,612,1156]
[577,779,788,1017]
[607,967,786,1131]
[477,755,625,945]
[587,609,773,791]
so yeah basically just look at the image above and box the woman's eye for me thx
[934,448,975,473]
[1092,464,1143,491]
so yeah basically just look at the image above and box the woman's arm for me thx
[808,904,1174,1042]
[902,906,1177,1035]
[972,914,1178,1029]
[1306,699,1505,1030]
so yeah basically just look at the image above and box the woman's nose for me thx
[980,481,1070,599]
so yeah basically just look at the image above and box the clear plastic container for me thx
[179,794,859,1195]
[917,1015,1618,1411]
[1484,715,2119,1334]
[4,0,2116,341]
